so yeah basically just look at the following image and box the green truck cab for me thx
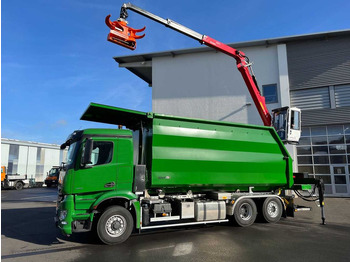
[56,103,323,245]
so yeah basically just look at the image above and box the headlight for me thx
[59,210,67,220]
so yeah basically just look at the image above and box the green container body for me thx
[81,103,294,193]
[150,114,293,192]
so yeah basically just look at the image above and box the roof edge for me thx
[114,29,350,62]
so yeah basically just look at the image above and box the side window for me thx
[262,84,278,103]
[88,141,113,166]
[291,110,301,130]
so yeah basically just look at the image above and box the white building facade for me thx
[114,30,350,196]
[1,138,66,183]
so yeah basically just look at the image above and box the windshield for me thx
[48,169,59,177]
[66,142,78,166]
[273,110,287,141]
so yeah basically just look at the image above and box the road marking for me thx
[1,245,86,260]
[139,245,175,253]
[173,242,193,256]
[21,196,56,200]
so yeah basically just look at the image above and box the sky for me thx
[2,0,350,144]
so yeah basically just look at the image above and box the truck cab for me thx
[44,166,61,187]
[57,127,138,242]
[272,107,301,144]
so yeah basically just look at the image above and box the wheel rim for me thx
[267,201,279,218]
[239,203,253,221]
[105,215,127,237]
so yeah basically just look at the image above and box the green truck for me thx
[56,103,324,245]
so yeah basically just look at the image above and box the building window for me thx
[297,125,350,196]
[36,147,45,179]
[8,145,19,174]
[262,84,278,103]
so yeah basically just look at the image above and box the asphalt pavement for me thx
[1,188,350,262]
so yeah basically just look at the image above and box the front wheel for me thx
[97,206,133,245]
[262,198,282,223]
[15,181,23,190]
[233,198,257,227]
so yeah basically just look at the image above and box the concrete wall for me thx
[152,44,289,125]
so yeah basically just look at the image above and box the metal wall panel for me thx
[301,106,350,126]
[1,144,10,167]
[335,84,350,107]
[290,87,330,110]
[287,36,350,90]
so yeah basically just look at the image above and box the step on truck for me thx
[56,103,325,245]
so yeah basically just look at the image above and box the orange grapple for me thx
[105,14,145,50]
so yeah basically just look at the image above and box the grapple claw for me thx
[105,14,146,50]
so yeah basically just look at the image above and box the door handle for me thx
[104,182,115,188]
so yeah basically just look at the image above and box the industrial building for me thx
[1,138,66,184]
[113,30,350,197]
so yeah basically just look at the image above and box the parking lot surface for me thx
[1,188,350,262]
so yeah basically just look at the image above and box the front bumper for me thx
[56,195,74,235]
[45,180,57,185]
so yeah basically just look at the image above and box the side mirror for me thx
[81,139,93,166]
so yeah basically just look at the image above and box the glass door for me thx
[331,165,350,197]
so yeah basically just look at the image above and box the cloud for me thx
[56,119,68,126]
[52,119,68,128]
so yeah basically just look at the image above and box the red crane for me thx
[105,3,301,144]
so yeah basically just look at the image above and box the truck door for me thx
[286,108,301,144]
[72,138,118,194]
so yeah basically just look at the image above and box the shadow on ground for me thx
[1,206,99,246]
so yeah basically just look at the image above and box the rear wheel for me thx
[97,206,133,245]
[262,198,282,223]
[15,181,23,190]
[233,198,257,227]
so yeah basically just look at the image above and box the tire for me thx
[15,181,24,190]
[46,184,52,188]
[233,198,257,227]
[97,206,133,245]
[262,198,282,223]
